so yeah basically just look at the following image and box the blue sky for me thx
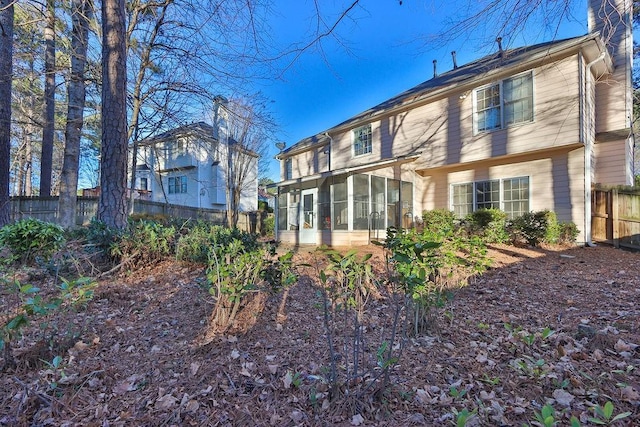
[257,0,589,181]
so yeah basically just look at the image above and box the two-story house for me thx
[273,0,634,246]
[132,121,258,212]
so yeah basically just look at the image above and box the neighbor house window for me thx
[168,176,187,194]
[139,177,148,191]
[353,124,372,156]
[451,177,529,218]
[474,72,533,132]
[176,137,186,155]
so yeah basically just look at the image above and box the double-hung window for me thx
[168,176,187,194]
[451,177,529,219]
[353,124,372,156]
[285,158,292,180]
[474,72,533,132]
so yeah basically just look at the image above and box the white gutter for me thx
[584,50,606,246]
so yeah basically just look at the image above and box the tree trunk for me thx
[0,0,14,227]
[59,0,92,229]
[40,0,56,196]
[98,0,128,229]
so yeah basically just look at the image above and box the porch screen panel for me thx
[333,177,348,230]
[318,180,331,230]
[288,191,300,230]
[277,192,288,231]
[387,179,400,228]
[353,174,370,230]
[371,176,385,230]
[401,181,413,227]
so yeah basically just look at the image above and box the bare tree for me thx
[215,97,274,228]
[58,0,92,229]
[98,0,128,229]
[0,0,13,226]
[39,0,55,196]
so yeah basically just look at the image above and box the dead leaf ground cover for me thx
[1,243,639,426]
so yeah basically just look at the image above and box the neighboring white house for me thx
[273,0,634,246]
[131,121,258,212]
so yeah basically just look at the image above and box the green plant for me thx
[262,215,275,236]
[261,250,298,293]
[381,226,489,336]
[450,408,477,427]
[465,208,509,243]
[317,248,378,398]
[532,404,558,427]
[1,275,96,370]
[449,385,467,399]
[588,401,632,425]
[207,239,267,333]
[509,210,559,246]
[421,209,456,234]
[479,374,500,386]
[557,221,579,244]
[512,356,547,378]
[110,219,176,267]
[0,218,65,263]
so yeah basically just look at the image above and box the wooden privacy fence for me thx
[8,196,270,235]
[592,185,640,250]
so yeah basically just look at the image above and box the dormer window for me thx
[474,72,533,133]
[353,124,372,156]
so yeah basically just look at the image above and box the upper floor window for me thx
[285,158,292,180]
[474,72,533,133]
[139,177,148,191]
[168,176,187,194]
[176,137,186,155]
[353,124,372,156]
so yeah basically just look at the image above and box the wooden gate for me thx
[592,185,640,250]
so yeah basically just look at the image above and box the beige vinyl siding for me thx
[329,56,584,173]
[594,139,633,185]
[284,150,317,180]
[418,147,588,242]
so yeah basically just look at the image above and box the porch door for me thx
[299,189,317,244]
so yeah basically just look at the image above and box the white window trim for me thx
[352,124,373,157]
[449,176,531,217]
[473,71,534,135]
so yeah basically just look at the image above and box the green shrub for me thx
[262,215,275,237]
[382,226,490,335]
[110,220,176,266]
[465,208,509,243]
[509,210,559,246]
[422,209,456,234]
[175,224,260,264]
[557,221,579,244]
[0,218,65,263]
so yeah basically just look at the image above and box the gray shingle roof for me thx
[282,34,601,156]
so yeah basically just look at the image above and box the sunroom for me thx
[275,170,415,246]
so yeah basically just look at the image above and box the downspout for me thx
[324,132,332,171]
[584,51,606,246]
